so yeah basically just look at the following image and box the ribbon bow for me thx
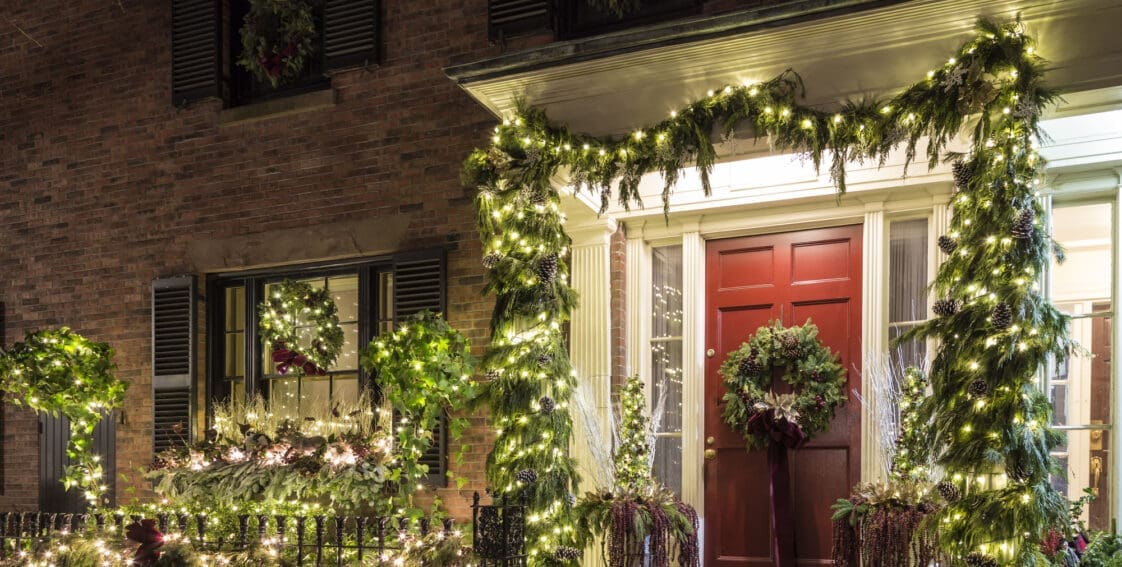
[126,519,164,565]
[747,392,806,449]
[272,346,327,376]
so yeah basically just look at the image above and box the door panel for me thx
[705,225,862,566]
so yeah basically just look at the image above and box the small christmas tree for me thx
[614,376,652,491]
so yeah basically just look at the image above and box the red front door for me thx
[704,225,863,566]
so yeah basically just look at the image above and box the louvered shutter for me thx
[152,276,196,456]
[392,251,448,485]
[323,0,380,72]
[488,0,553,43]
[171,0,221,106]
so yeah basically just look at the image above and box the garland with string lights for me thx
[464,17,1067,566]
[0,328,126,507]
[890,366,933,483]
[258,280,344,377]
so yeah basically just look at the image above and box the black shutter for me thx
[153,276,196,456]
[489,0,553,43]
[39,412,116,512]
[171,0,222,105]
[392,250,448,485]
[323,0,380,72]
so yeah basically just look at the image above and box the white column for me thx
[568,218,617,567]
[625,225,650,381]
[861,204,887,482]
[1111,169,1122,530]
[681,229,706,523]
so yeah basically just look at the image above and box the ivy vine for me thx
[0,328,126,506]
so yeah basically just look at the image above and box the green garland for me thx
[464,17,1065,566]
[360,310,479,492]
[0,328,126,507]
[258,279,344,376]
[719,320,846,451]
[237,0,318,88]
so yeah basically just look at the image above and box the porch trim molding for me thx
[567,214,617,567]
[861,203,887,482]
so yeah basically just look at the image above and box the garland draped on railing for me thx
[463,17,1067,565]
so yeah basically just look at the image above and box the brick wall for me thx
[0,0,512,520]
[610,225,627,386]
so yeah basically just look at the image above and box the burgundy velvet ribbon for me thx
[259,41,298,78]
[747,411,803,567]
[126,519,165,565]
[272,347,326,376]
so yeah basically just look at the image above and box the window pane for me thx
[329,275,360,323]
[1051,429,1111,532]
[336,323,360,370]
[654,436,682,495]
[1052,203,1113,313]
[1049,314,1112,428]
[888,324,925,370]
[888,219,928,324]
[652,245,683,339]
[379,271,394,332]
[651,245,683,493]
[270,378,300,420]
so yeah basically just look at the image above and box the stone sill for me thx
[218,88,336,125]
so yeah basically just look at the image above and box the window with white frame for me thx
[651,244,684,495]
[888,218,930,369]
[1048,200,1115,531]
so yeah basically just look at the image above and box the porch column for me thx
[861,204,887,482]
[568,218,618,491]
[681,228,706,520]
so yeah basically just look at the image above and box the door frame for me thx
[624,189,952,553]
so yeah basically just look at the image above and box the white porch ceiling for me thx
[448,0,1122,137]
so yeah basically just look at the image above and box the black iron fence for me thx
[0,510,458,566]
[471,491,528,567]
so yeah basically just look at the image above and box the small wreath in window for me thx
[258,280,344,376]
[720,319,847,451]
[237,0,318,88]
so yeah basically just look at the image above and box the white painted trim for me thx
[861,205,887,482]
[625,227,652,381]
[681,231,706,522]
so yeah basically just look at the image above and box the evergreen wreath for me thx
[258,280,344,376]
[720,320,846,451]
[237,0,318,88]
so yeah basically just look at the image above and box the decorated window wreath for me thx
[720,319,847,450]
[258,280,344,376]
[237,0,318,88]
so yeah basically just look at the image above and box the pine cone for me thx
[554,546,582,561]
[952,160,972,189]
[991,302,1013,329]
[537,353,553,367]
[1011,209,1035,239]
[964,552,998,567]
[968,379,989,397]
[739,348,762,376]
[515,469,538,484]
[1008,459,1033,482]
[537,254,559,284]
[484,369,501,381]
[933,299,959,318]
[936,481,960,503]
[528,190,548,206]
[539,396,556,414]
[937,235,958,255]
[917,500,939,515]
[780,333,802,359]
[482,253,502,269]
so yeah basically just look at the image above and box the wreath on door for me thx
[720,319,847,450]
[237,0,318,88]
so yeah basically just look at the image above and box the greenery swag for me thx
[464,16,1067,565]
[238,0,317,88]
[258,279,344,377]
[148,393,396,514]
[360,310,479,490]
[0,328,125,507]
[720,319,846,450]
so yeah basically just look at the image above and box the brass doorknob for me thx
[706,436,715,446]
[704,449,717,461]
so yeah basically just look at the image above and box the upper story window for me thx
[171,0,380,108]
